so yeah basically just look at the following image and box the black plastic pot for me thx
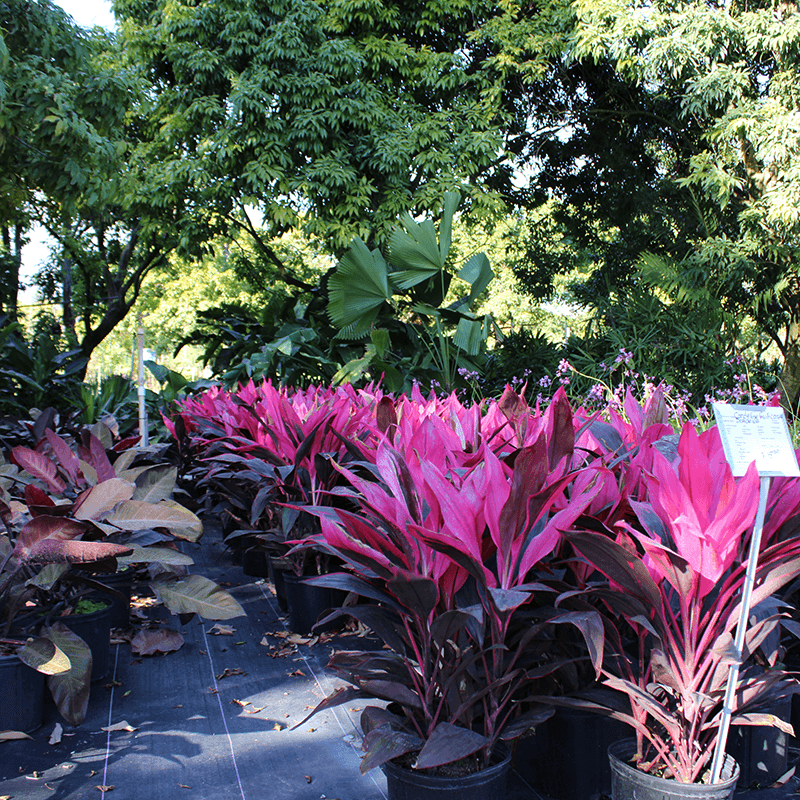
[58,596,114,682]
[242,546,270,579]
[729,698,790,787]
[268,557,289,612]
[0,653,45,733]
[382,744,511,800]
[283,574,345,635]
[94,569,135,629]
[514,707,628,800]
[608,739,739,800]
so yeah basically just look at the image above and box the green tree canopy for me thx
[111,0,519,253]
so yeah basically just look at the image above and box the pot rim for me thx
[608,737,740,789]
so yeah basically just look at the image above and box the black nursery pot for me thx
[268,556,289,612]
[382,744,511,800]
[608,739,739,800]
[94,569,135,629]
[514,706,628,800]
[242,546,270,579]
[58,596,114,682]
[0,652,45,733]
[283,574,346,635]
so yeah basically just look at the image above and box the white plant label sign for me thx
[712,403,799,477]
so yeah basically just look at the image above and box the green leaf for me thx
[132,466,178,503]
[457,252,493,305]
[17,636,71,675]
[104,499,203,541]
[152,574,246,620]
[42,624,92,726]
[328,238,393,335]
[116,545,195,566]
[73,478,136,520]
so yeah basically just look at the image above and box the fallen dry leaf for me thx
[49,722,63,745]
[287,670,305,677]
[770,766,795,788]
[244,706,265,714]
[215,667,247,680]
[101,721,137,733]
[95,786,114,792]
[208,624,235,636]
[231,699,250,707]
[304,775,313,784]
[178,784,191,789]
[132,628,184,656]
[0,730,31,742]
[272,722,285,731]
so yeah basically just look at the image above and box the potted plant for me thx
[560,421,800,798]
[295,391,606,797]
[0,416,246,728]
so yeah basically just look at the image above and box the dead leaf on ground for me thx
[231,699,250,707]
[304,775,313,784]
[49,722,63,745]
[101,721,137,733]
[131,629,184,656]
[287,669,305,677]
[771,766,795,788]
[0,731,31,742]
[207,624,235,636]
[215,667,247,680]
[244,706,265,714]
[95,786,114,792]
[178,785,191,789]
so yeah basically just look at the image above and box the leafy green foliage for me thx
[327,192,500,392]
[113,0,512,251]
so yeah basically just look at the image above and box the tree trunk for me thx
[0,225,22,319]
[62,254,77,346]
[781,318,800,415]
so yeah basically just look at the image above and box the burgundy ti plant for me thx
[295,390,605,773]
[563,422,800,783]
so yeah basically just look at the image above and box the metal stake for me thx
[710,474,771,782]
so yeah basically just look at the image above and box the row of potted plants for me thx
[0,410,245,731]
[171,378,800,799]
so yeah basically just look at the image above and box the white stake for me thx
[710,474,771,783]
[137,313,149,447]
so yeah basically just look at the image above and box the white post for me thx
[710,475,771,782]
[137,313,149,447]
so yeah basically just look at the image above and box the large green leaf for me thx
[73,478,135,520]
[453,316,485,356]
[104,499,203,541]
[17,636,71,675]
[42,624,92,726]
[152,574,245,620]
[132,466,177,503]
[457,251,493,306]
[328,238,393,334]
[116,545,194,566]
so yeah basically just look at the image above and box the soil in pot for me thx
[57,596,114,682]
[382,744,511,800]
[608,739,739,800]
[0,651,45,733]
